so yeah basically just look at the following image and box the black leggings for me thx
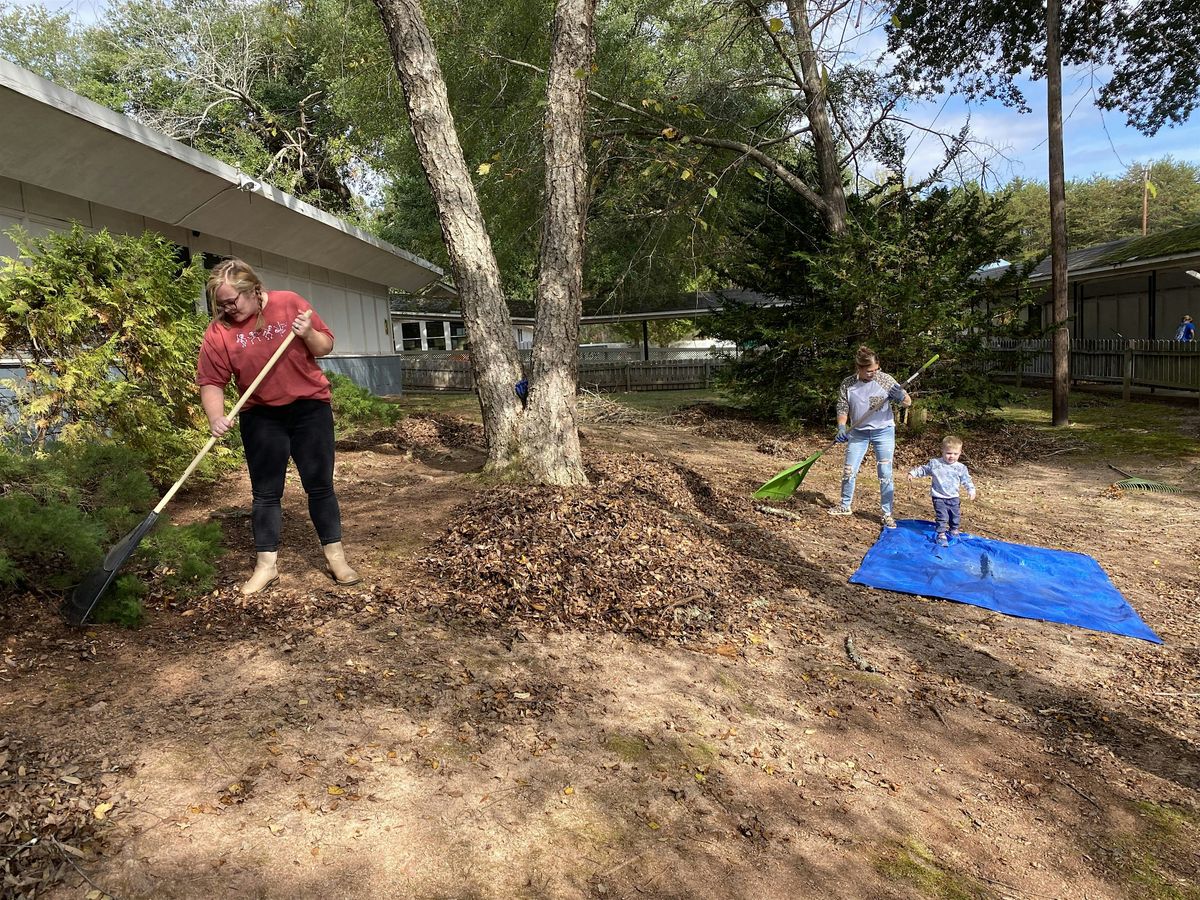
[240,399,342,552]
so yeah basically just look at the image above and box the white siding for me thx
[0,176,394,356]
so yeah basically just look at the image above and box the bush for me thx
[91,576,147,628]
[142,520,224,597]
[329,372,403,432]
[0,224,239,484]
[0,443,224,624]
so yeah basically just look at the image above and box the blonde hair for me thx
[206,258,266,331]
[941,435,963,452]
[855,345,879,368]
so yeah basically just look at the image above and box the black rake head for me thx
[1113,477,1183,495]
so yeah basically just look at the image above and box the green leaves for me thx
[0,224,215,482]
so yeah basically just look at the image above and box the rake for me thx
[753,354,939,501]
[1107,464,1183,495]
[62,331,298,627]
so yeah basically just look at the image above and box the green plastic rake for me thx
[1107,464,1182,495]
[753,354,940,501]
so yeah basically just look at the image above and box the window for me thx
[450,321,467,350]
[425,321,448,351]
[401,321,422,351]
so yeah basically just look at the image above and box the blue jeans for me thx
[932,496,961,534]
[839,426,894,515]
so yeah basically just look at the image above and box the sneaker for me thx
[827,506,852,517]
[948,529,961,540]
[881,515,897,529]
[936,532,949,546]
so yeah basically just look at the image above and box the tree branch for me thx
[488,51,827,213]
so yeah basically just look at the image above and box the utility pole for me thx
[1046,0,1069,427]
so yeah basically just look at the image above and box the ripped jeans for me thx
[838,425,895,516]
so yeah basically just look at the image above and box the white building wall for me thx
[0,174,393,357]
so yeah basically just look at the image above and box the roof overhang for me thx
[1026,250,1200,285]
[0,59,443,291]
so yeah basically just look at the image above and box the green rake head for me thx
[753,451,823,500]
[1112,477,1182,494]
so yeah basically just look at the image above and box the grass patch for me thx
[1095,802,1200,899]
[994,388,1200,460]
[874,839,993,899]
[604,733,649,763]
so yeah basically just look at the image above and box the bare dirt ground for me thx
[3,395,1199,899]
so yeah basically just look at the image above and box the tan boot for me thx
[323,542,361,585]
[241,551,279,595]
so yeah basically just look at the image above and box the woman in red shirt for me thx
[197,258,360,593]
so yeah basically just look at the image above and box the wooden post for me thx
[703,360,711,388]
[1122,340,1133,402]
[624,362,631,392]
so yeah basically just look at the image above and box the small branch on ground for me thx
[844,634,881,673]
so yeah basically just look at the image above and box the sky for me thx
[896,68,1200,186]
[10,0,1200,186]
[834,15,1200,186]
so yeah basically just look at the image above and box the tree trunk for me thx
[521,0,597,486]
[1046,0,1070,426]
[370,0,525,467]
[786,0,848,235]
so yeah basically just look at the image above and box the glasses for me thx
[216,289,253,311]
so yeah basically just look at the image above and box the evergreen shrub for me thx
[0,443,224,624]
[328,372,403,431]
[0,224,239,483]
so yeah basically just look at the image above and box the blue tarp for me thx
[849,520,1161,643]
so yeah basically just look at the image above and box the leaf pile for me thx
[421,451,775,642]
[394,414,484,451]
[0,736,120,898]
[895,421,1078,472]
[663,403,793,445]
[336,414,484,453]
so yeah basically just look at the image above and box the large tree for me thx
[370,0,597,484]
[888,0,1200,426]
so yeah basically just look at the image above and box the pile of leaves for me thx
[335,414,484,454]
[893,420,1078,473]
[662,403,792,445]
[0,735,121,898]
[394,414,484,451]
[421,451,775,642]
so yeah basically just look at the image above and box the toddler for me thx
[908,435,977,545]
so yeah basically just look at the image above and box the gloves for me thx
[887,383,907,402]
[834,423,849,444]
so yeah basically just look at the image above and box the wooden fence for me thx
[989,338,1200,399]
[400,352,729,392]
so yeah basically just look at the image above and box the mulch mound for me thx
[420,451,776,643]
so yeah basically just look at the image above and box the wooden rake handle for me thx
[154,331,298,513]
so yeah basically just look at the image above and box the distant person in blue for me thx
[908,435,977,546]
[1176,314,1195,342]
[829,345,911,529]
